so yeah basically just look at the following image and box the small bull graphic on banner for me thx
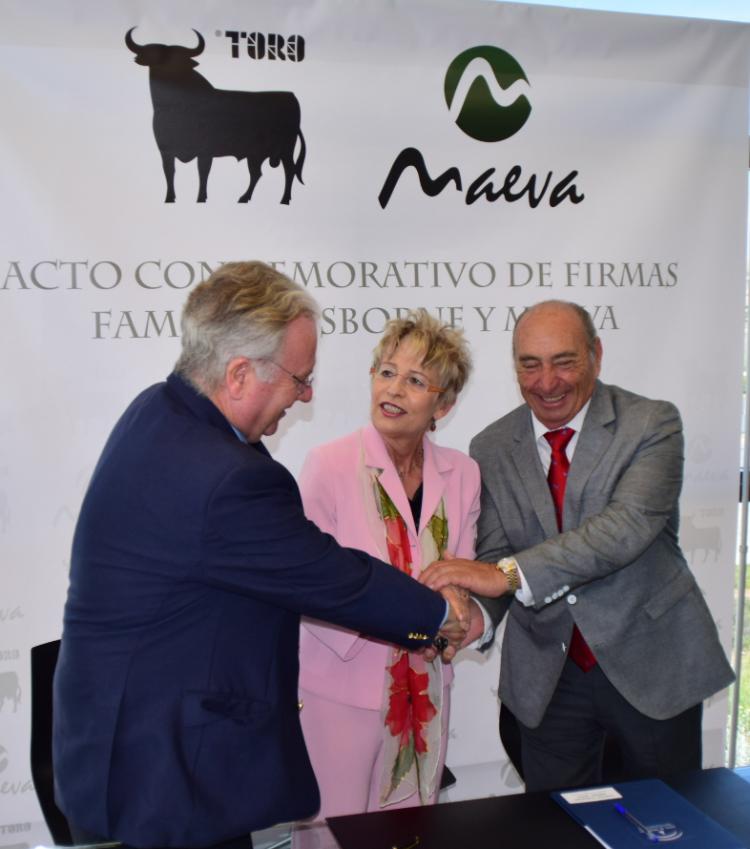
[125,28,306,205]
[0,671,21,712]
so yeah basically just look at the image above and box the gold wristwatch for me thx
[496,557,520,594]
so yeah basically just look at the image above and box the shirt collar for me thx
[231,425,248,444]
[530,398,592,442]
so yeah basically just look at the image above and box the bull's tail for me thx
[295,130,306,184]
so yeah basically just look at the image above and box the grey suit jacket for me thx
[471,380,734,728]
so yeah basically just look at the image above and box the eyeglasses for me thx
[264,359,314,396]
[370,366,445,394]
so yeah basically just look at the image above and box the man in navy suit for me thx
[53,262,465,849]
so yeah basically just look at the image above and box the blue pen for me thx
[615,803,660,842]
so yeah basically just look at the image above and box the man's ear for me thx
[225,357,251,399]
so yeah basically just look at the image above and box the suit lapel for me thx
[564,381,615,528]
[510,410,559,538]
[420,438,450,535]
[361,425,418,541]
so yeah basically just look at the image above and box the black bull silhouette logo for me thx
[125,28,306,205]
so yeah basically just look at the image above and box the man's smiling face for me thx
[513,303,602,430]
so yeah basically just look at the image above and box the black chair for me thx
[30,639,74,845]
[439,764,457,791]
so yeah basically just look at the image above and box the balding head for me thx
[512,300,602,429]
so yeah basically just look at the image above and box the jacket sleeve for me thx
[202,453,445,649]
[517,400,684,609]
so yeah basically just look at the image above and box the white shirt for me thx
[475,400,592,644]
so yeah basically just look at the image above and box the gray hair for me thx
[174,261,318,393]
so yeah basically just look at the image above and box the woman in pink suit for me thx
[293,311,480,849]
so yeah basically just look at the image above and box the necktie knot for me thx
[544,426,575,454]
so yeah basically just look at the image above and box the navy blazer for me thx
[53,373,444,848]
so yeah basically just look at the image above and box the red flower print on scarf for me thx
[383,516,412,574]
[385,650,437,789]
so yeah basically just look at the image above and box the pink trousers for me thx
[292,686,450,849]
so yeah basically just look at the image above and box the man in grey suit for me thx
[422,299,734,792]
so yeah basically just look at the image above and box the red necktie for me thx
[544,428,597,673]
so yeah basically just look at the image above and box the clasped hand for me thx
[421,553,509,662]
[427,584,471,662]
[421,555,508,597]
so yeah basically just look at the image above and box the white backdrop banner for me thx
[1,0,749,839]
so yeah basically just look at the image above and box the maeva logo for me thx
[379,42,582,208]
[125,28,306,205]
[444,46,531,142]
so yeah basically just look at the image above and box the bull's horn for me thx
[186,29,205,57]
[124,27,142,54]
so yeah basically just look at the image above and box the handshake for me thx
[418,554,514,662]
[424,584,476,662]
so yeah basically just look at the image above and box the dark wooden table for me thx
[327,767,750,849]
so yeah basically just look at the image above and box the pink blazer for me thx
[298,424,480,709]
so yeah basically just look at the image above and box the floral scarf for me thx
[371,471,448,808]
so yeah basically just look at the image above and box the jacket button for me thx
[298,700,304,711]
[567,594,577,605]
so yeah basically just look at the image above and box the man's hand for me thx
[422,585,469,663]
[425,595,491,662]
[420,557,509,598]
[437,585,470,661]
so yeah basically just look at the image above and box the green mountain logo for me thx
[444,46,531,142]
